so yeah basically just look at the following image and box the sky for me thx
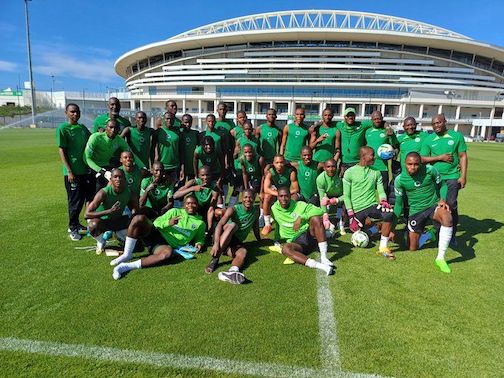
[1,0,503,93]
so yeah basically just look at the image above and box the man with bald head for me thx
[343,146,395,259]
[420,114,467,245]
[93,97,132,133]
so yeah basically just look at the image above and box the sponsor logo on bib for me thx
[191,224,196,230]
[128,178,133,184]
[186,137,191,143]
[305,172,311,177]
[154,189,160,195]
[295,131,300,136]
[248,167,254,172]
[139,137,145,143]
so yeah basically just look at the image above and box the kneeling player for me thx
[85,169,138,254]
[271,187,334,275]
[111,195,206,279]
[394,152,453,273]
[316,159,345,234]
[205,189,260,284]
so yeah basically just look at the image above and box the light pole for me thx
[24,0,36,126]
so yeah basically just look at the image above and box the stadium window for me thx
[365,104,380,116]
[239,102,252,113]
[149,54,163,66]
[378,43,401,51]
[451,51,473,65]
[276,103,288,114]
[403,45,427,55]
[257,102,270,114]
[384,105,399,117]
[224,102,234,112]
[491,60,504,75]
[429,48,451,59]
[204,101,214,112]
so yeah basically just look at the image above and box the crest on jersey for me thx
[305,171,311,177]
[128,178,133,184]
[154,189,160,195]
[448,140,454,145]
[380,133,385,138]
[191,224,196,230]
[295,131,300,136]
[186,137,191,142]
[415,137,421,142]
[248,167,254,172]
[292,212,298,219]
[278,178,286,184]
[267,132,272,137]
[414,181,421,187]
[410,219,417,226]
[139,137,145,143]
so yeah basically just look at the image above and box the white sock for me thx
[229,265,240,272]
[264,215,271,226]
[379,235,389,249]
[228,195,238,207]
[338,219,345,229]
[437,226,453,260]
[112,259,142,280]
[94,234,106,250]
[305,258,333,275]
[260,208,264,217]
[110,236,136,266]
[318,241,328,260]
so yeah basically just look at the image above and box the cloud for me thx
[33,51,118,82]
[0,60,18,72]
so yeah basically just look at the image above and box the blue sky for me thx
[1,0,503,93]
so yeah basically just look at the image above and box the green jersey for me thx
[156,126,180,170]
[269,166,293,189]
[420,130,467,180]
[162,117,182,129]
[56,122,91,175]
[258,123,281,163]
[180,129,199,176]
[84,132,144,172]
[271,200,324,242]
[316,171,344,202]
[140,177,174,211]
[194,146,221,176]
[296,160,318,199]
[394,165,448,217]
[215,119,235,153]
[127,127,153,168]
[230,203,258,242]
[96,185,131,220]
[365,126,399,171]
[93,114,131,133]
[285,123,310,161]
[398,131,428,169]
[192,178,216,207]
[343,165,386,213]
[313,123,338,162]
[234,136,261,170]
[336,120,373,164]
[119,165,143,197]
[234,125,244,140]
[240,156,262,186]
[202,130,223,153]
[153,208,205,247]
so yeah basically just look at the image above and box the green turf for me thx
[1,128,503,377]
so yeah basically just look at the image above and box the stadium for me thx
[115,10,504,138]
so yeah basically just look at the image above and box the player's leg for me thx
[308,216,333,266]
[432,205,454,273]
[282,242,333,275]
[113,244,173,280]
[445,179,459,245]
[65,175,83,240]
[205,223,237,273]
[218,244,248,284]
[110,214,152,266]
[261,193,274,235]
[365,207,395,260]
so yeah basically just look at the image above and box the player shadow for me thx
[327,238,355,262]
[447,215,503,264]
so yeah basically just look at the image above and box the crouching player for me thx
[85,169,138,254]
[343,147,395,260]
[271,187,334,275]
[205,189,260,284]
[316,159,345,234]
[394,152,453,273]
[111,195,206,279]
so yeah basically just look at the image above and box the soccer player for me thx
[215,102,236,203]
[85,168,138,254]
[56,103,94,240]
[280,107,312,162]
[155,100,181,130]
[336,107,374,175]
[93,97,131,133]
[237,144,264,195]
[111,195,206,280]
[256,108,281,165]
[139,161,174,219]
[261,155,299,235]
[179,114,200,181]
[394,152,453,273]
[193,136,225,189]
[231,110,248,140]
[291,146,319,205]
[310,107,339,165]
[119,151,143,200]
[316,159,345,234]
[421,114,468,245]
[271,187,334,275]
[398,117,428,170]
[365,111,399,195]
[343,147,395,260]
[201,113,224,155]
[154,111,181,181]
[120,111,153,169]
[205,189,260,284]
[84,119,146,190]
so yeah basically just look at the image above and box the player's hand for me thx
[195,244,203,253]
[147,182,157,191]
[68,171,76,183]
[109,201,121,215]
[440,153,454,163]
[293,216,302,231]
[210,244,219,257]
[458,176,466,189]
[179,169,185,182]
[168,216,180,226]
[378,200,393,213]
[386,127,394,136]
[437,200,450,212]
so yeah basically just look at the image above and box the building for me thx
[114,10,504,137]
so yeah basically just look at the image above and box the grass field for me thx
[0,128,503,377]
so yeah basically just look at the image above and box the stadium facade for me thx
[115,10,504,138]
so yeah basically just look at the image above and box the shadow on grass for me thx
[448,215,503,264]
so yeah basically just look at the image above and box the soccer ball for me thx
[377,144,395,160]
[351,230,369,248]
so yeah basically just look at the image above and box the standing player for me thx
[310,107,339,165]
[111,195,206,279]
[231,110,248,140]
[256,108,281,165]
[154,112,181,181]
[336,107,374,175]
[93,97,131,133]
[155,100,181,130]
[179,114,200,181]
[421,114,467,245]
[205,189,260,284]
[343,147,395,260]
[56,103,94,240]
[280,107,312,162]
[397,117,428,170]
[292,146,319,205]
[271,187,334,274]
[316,159,345,234]
[120,111,153,169]
[394,152,453,273]
[215,102,236,202]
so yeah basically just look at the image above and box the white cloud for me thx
[0,60,18,72]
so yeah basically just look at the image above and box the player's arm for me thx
[289,169,299,195]
[85,190,119,219]
[127,194,140,215]
[420,143,453,164]
[120,127,131,142]
[334,129,341,164]
[211,206,235,257]
[192,150,200,179]
[263,170,277,196]
[342,172,353,213]
[279,125,289,155]
[254,125,261,139]
[84,138,103,173]
[392,177,404,218]
[316,175,327,200]
[458,152,468,189]
[233,139,241,159]
[241,160,250,190]
[58,147,75,182]
[139,180,156,208]
[173,179,197,200]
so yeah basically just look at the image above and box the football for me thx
[377,144,395,160]
[351,230,370,248]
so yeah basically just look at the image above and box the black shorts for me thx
[298,193,320,206]
[292,230,317,254]
[407,204,438,233]
[96,215,130,232]
[354,204,394,225]
[143,227,168,253]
